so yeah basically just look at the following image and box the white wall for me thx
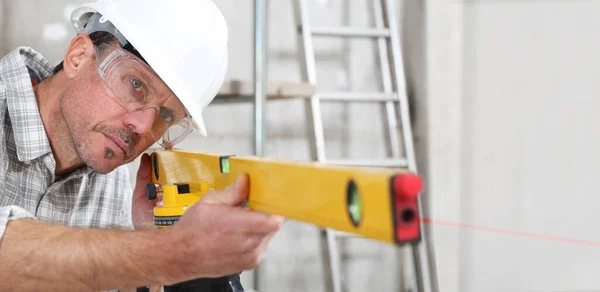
[458,1,600,292]
[419,1,464,292]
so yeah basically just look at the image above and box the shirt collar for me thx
[0,47,55,162]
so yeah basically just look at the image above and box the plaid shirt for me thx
[0,46,134,243]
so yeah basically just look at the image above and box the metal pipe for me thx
[0,0,6,55]
[254,0,267,157]
[253,0,267,290]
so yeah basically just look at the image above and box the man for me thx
[0,0,283,291]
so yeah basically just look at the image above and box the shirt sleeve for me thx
[0,205,36,242]
[117,166,135,231]
[120,187,135,231]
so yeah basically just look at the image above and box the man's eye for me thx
[160,108,173,122]
[131,79,143,91]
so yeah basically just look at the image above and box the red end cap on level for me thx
[393,173,423,198]
[393,173,423,243]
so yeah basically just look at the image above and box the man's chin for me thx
[80,151,127,174]
[75,138,143,173]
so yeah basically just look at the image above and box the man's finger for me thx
[201,174,249,206]
[227,210,284,234]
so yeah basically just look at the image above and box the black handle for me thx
[162,273,244,292]
[146,183,157,200]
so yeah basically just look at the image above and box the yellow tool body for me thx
[148,149,423,245]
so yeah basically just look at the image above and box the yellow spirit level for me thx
[146,149,423,245]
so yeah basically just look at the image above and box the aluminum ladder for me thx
[291,0,438,291]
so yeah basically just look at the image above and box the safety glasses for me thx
[95,43,193,148]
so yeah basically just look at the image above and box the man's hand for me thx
[0,166,284,291]
[132,153,158,230]
[131,152,285,282]
[168,174,285,281]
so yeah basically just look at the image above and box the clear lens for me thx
[152,120,192,147]
[96,44,193,148]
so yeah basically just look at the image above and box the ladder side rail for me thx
[293,2,344,292]
[373,1,415,291]
[383,0,425,290]
[371,0,402,160]
[382,0,439,292]
[294,0,327,163]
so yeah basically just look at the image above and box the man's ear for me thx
[62,34,95,79]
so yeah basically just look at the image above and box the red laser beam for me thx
[420,217,600,247]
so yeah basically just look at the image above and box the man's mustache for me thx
[97,125,136,157]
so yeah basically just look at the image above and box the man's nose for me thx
[124,108,156,135]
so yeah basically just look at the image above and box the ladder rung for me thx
[330,230,363,239]
[324,159,408,168]
[310,26,390,38]
[317,92,397,102]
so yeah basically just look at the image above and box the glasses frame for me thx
[94,43,194,148]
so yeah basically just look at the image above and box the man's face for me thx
[60,42,187,174]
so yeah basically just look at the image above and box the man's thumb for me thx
[201,174,249,206]
[137,153,152,181]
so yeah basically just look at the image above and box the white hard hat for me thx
[69,0,229,137]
